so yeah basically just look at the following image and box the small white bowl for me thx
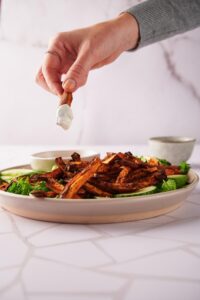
[148,136,196,164]
[30,150,100,171]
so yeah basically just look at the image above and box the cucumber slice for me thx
[167,174,188,188]
[114,186,157,198]
[0,169,33,177]
[0,175,13,183]
[0,169,32,183]
[0,169,43,183]
[51,164,58,171]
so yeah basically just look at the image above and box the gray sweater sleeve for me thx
[126,0,200,48]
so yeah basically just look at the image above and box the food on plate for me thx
[0,152,190,199]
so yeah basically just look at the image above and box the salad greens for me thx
[158,158,171,166]
[0,169,44,183]
[160,179,177,192]
[0,169,48,196]
[7,178,49,196]
[179,161,190,174]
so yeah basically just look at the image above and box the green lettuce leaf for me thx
[179,161,190,174]
[160,179,177,192]
[7,178,49,196]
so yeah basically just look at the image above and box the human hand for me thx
[36,13,139,96]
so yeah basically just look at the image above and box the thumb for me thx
[62,55,91,92]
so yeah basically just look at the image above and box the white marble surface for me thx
[0,0,200,145]
[0,144,200,300]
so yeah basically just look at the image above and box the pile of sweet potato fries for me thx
[27,152,180,199]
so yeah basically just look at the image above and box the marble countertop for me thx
[0,145,200,300]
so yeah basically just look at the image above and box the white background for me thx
[0,0,200,146]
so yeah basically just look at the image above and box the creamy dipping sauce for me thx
[56,104,73,130]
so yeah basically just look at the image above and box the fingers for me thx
[42,52,63,95]
[36,32,93,95]
[36,64,63,96]
[62,54,91,92]
[36,53,74,95]
[36,42,65,95]
[35,67,53,94]
[42,66,63,96]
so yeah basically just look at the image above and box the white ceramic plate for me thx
[0,165,199,224]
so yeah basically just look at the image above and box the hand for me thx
[36,13,139,96]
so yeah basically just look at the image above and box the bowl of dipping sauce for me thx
[148,136,196,164]
[30,150,100,172]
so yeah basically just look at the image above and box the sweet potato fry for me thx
[93,170,166,194]
[126,167,159,183]
[115,167,131,184]
[135,171,166,189]
[55,157,69,172]
[96,163,110,173]
[61,157,102,198]
[91,180,138,193]
[45,178,64,193]
[71,194,81,199]
[0,182,9,191]
[71,152,81,161]
[84,182,111,197]
[55,155,88,174]
[102,153,119,165]
[30,167,63,183]
[68,161,89,172]
[119,158,143,169]
[31,190,58,198]
[164,166,180,176]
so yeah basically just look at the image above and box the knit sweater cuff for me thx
[125,0,200,49]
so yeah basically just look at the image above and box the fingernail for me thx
[62,79,76,92]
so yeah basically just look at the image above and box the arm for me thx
[36,0,200,95]
[126,0,200,48]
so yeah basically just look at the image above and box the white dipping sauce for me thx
[56,104,73,130]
